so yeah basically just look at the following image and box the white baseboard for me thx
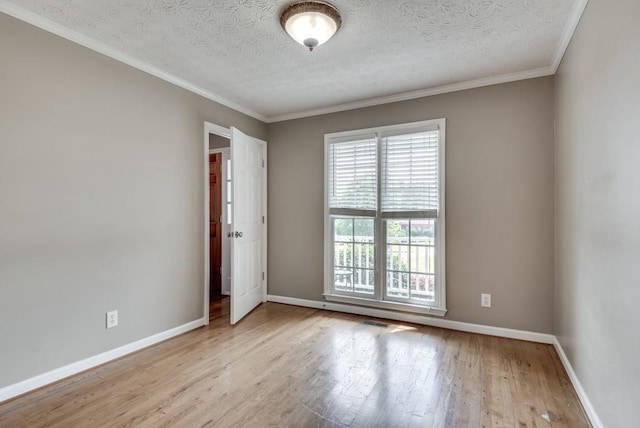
[266,295,555,344]
[553,338,604,428]
[0,317,206,403]
[1,300,603,428]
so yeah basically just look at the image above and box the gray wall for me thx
[268,77,555,333]
[209,134,230,150]
[555,0,640,426]
[0,13,267,387]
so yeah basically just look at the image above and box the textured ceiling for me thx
[4,0,581,121]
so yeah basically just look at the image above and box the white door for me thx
[230,127,265,324]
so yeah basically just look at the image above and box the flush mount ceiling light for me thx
[280,1,342,51]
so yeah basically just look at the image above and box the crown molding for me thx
[2,0,588,125]
[0,1,268,122]
[266,66,555,122]
[551,0,589,72]
[267,0,589,123]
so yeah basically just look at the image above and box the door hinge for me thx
[262,272,265,281]
[262,159,265,168]
[262,215,265,224]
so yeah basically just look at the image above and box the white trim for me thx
[206,124,232,140]
[324,293,447,317]
[438,121,447,309]
[553,338,605,428]
[324,120,440,140]
[265,295,604,428]
[267,295,554,344]
[204,122,232,324]
[204,125,210,324]
[0,0,587,124]
[550,0,590,72]
[262,141,268,303]
[209,148,230,155]
[323,141,331,305]
[0,1,267,122]
[1,0,589,124]
[0,318,205,404]
[268,67,554,122]
[0,301,602,428]
[324,119,447,313]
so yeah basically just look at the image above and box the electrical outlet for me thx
[106,310,118,329]
[481,293,492,308]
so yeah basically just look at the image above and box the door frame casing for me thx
[203,121,267,324]
[262,140,268,304]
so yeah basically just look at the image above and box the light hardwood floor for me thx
[0,301,589,427]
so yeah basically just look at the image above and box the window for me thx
[324,119,446,315]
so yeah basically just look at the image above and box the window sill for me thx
[323,294,447,317]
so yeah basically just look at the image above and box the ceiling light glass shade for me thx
[280,2,342,51]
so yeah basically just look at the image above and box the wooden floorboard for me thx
[0,301,590,427]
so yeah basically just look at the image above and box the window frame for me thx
[323,119,447,316]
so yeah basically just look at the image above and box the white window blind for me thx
[381,130,439,217]
[328,137,377,213]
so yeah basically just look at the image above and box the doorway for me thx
[209,147,231,301]
[203,122,267,325]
